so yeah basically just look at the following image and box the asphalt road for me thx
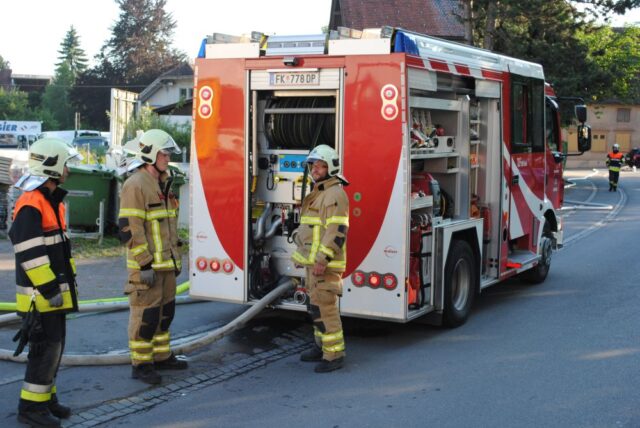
[0,168,638,428]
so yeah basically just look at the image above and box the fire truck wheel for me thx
[521,222,552,284]
[442,240,476,328]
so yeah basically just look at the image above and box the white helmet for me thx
[613,143,620,151]
[15,138,83,190]
[306,145,340,176]
[28,137,82,179]
[125,129,181,165]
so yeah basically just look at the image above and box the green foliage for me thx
[41,62,75,129]
[0,88,31,119]
[71,235,124,259]
[579,25,640,102]
[103,0,186,85]
[465,0,640,101]
[70,63,114,130]
[72,0,186,130]
[57,26,88,79]
[0,55,10,70]
[71,228,188,258]
[124,105,191,159]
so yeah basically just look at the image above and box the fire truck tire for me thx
[442,240,476,327]
[521,222,552,284]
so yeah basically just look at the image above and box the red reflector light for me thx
[196,257,208,272]
[351,271,365,287]
[383,273,397,290]
[200,105,211,116]
[368,272,381,288]
[222,259,234,274]
[506,261,522,269]
[200,88,212,100]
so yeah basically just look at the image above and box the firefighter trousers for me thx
[306,268,345,361]
[609,170,620,190]
[19,312,65,411]
[126,270,177,366]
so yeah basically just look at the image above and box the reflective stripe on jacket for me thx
[606,152,624,171]
[118,169,180,272]
[292,176,349,272]
[10,188,78,314]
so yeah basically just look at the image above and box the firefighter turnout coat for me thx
[10,187,78,315]
[292,176,349,276]
[119,168,181,275]
[606,151,624,172]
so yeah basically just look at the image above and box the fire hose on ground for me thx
[0,279,294,366]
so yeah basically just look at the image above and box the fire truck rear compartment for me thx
[249,91,338,306]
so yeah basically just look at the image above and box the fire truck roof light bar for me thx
[207,31,263,44]
[265,34,327,56]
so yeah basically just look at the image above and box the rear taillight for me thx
[383,274,398,290]
[222,259,234,274]
[195,257,208,272]
[209,258,221,272]
[368,272,381,289]
[351,271,366,287]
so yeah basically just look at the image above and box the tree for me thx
[0,88,32,119]
[72,0,187,130]
[41,62,75,129]
[102,0,186,85]
[458,1,608,99]
[0,88,58,129]
[573,0,640,16]
[579,25,640,102]
[56,26,88,79]
[0,55,10,70]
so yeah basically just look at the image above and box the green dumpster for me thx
[62,165,117,232]
[169,166,186,198]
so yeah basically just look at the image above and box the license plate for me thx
[270,72,319,86]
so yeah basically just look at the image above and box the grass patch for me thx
[71,228,190,260]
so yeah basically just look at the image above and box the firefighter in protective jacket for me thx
[292,145,349,373]
[118,129,187,385]
[10,138,82,427]
[606,143,624,192]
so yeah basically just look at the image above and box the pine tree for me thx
[56,26,88,78]
[41,62,75,129]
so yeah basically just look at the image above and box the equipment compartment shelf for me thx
[411,195,433,210]
[410,151,460,160]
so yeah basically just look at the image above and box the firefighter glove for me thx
[12,306,42,357]
[47,292,64,308]
[140,268,155,286]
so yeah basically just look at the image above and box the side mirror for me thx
[575,104,588,123]
[577,124,592,153]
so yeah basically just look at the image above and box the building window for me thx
[593,135,598,139]
[179,88,194,100]
[617,108,630,122]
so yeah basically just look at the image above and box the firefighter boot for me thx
[300,346,323,362]
[314,357,344,373]
[17,406,61,427]
[48,401,71,419]
[131,364,162,385]
[155,353,188,370]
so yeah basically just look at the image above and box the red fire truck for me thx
[189,27,591,326]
